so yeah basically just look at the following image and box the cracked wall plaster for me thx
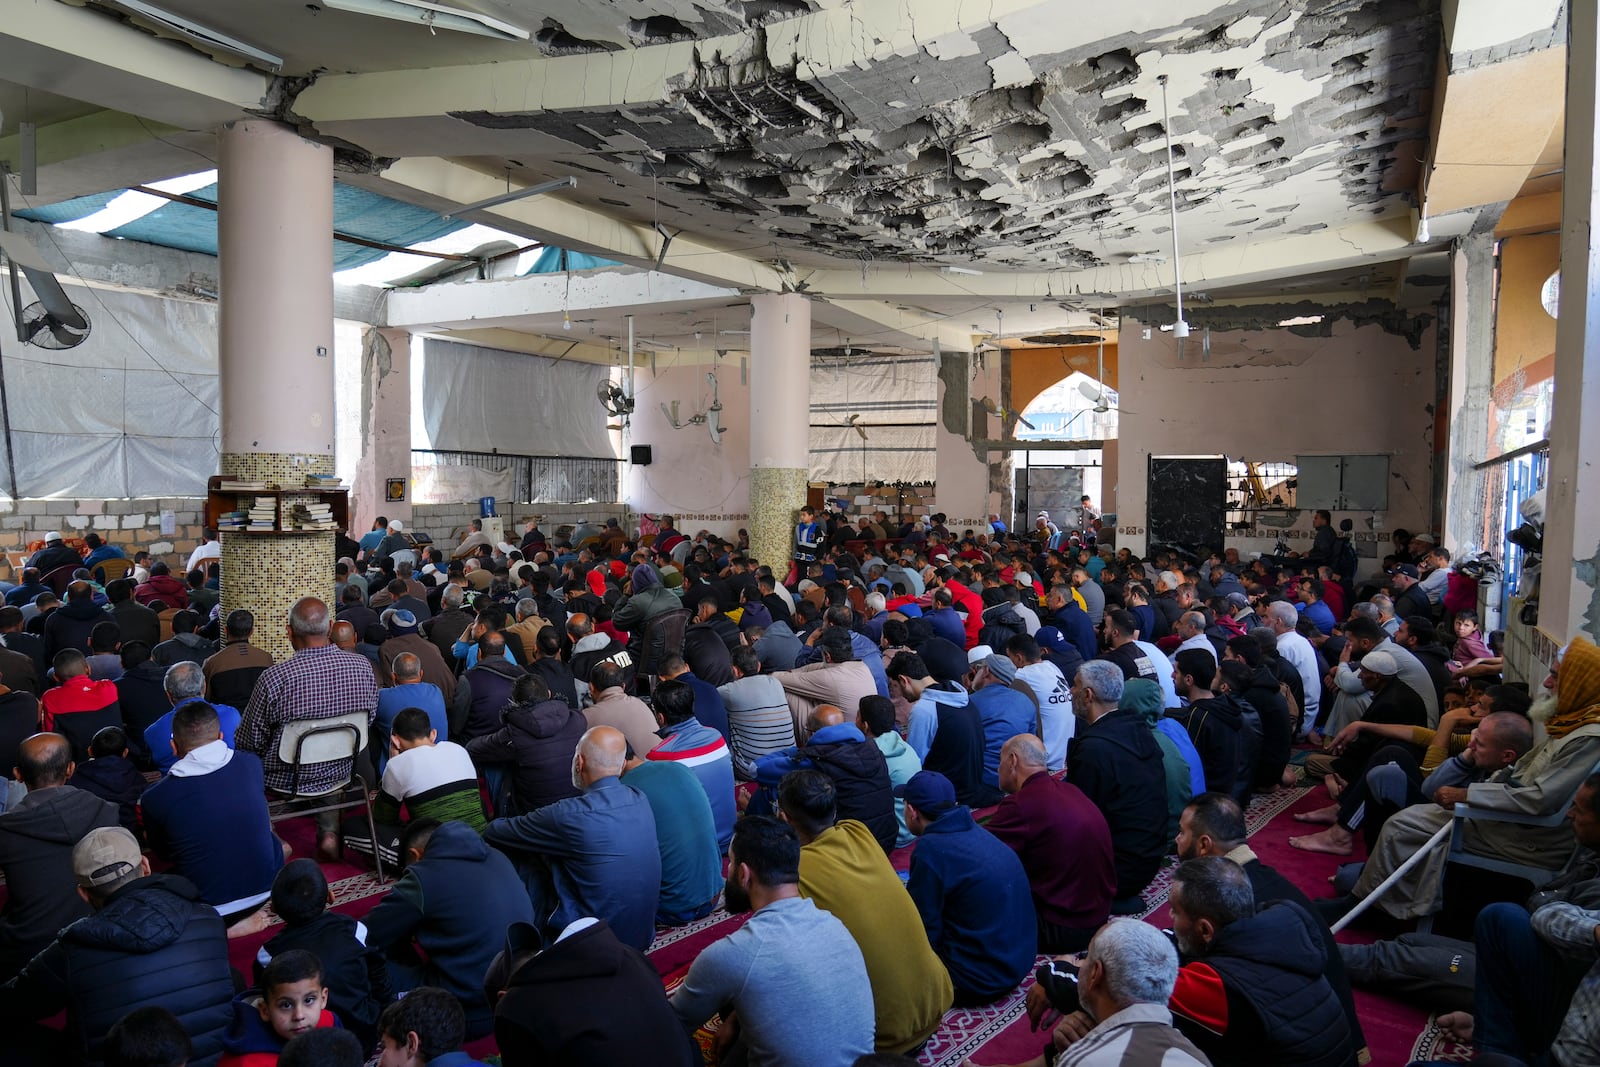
[453,0,1439,270]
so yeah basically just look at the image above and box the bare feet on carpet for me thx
[1289,825,1355,855]
[1324,773,1348,800]
[1281,767,1300,788]
[316,831,341,864]
[1437,1012,1476,1043]
[1294,803,1340,825]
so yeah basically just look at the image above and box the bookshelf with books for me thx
[206,475,350,534]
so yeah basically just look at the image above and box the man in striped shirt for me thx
[237,597,379,861]
[717,645,796,780]
[646,679,735,853]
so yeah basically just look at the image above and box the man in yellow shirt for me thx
[777,769,952,1054]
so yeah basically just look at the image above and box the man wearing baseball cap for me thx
[0,826,234,1064]
[900,770,1036,1005]
[1389,562,1432,622]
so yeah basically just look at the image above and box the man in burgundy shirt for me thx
[984,733,1116,953]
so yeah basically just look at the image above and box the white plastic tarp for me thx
[0,280,219,499]
[808,353,936,484]
[416,338,615,458]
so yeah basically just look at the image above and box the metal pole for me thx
[1329,821,1452,934]
[1158,75,1187,338]
[0,170,24,499]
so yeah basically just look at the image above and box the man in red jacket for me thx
[134,562,189,610]
[40,649,122,761]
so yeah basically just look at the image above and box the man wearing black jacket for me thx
[1168,649,1247,799]
[1176,793,1367,1063]
[1,825,235,1065]
[1066,660,1169,910]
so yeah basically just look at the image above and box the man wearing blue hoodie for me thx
[902,771,1035,1005]
[752,705,897,853]
[886,651,995,807]
[364,818,534,1040]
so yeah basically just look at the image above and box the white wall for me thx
[624,362,751,541]
[1116,315,1437,567]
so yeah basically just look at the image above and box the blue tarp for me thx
[522,246,622,274]
[13,191,118,225]
[18,181,469,271]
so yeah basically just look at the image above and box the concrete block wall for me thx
[410,502,632,545]
[0,498,209,580]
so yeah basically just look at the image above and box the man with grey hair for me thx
[1166,856,1357,1067]
[144,661,242,775]
[1169,612,1216,673]
[987,733,1117,953]
[425,581,473,666]
[1013,919,1210,1067]
[1369,593,1399,636]
[1068,660,1169,912]
[237,597,379,861]
[1266,601,1321,732]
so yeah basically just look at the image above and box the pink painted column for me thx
[216,120,337,656]
[747,293,812,570]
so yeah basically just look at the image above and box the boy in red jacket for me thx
[219,950,342,1067]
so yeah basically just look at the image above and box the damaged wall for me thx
[1116,311,1437,562]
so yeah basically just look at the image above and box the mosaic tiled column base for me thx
[220,452,337,662]
[749,466,809,575]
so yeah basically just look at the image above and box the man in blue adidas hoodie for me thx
[887,650,994,806]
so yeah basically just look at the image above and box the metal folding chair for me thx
[266,711,385,881]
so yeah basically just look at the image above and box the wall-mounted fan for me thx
[0,232,93,349]
[596,379,635,423]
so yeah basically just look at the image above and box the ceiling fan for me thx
[1079,310,1113,412]
[659,372,723,443]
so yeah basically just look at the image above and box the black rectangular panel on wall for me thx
[1148,457,1226,552]
[630,445,653,465]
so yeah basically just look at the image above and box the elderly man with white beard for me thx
[1336,635,1600,923]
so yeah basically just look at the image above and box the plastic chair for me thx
[1443,759,1600,887]
[90,558,135,585]
[266,711,385,881]
[41,565,78,595]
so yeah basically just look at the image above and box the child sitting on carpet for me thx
[253,860,391,1049]
[70,726,148,836]
[375,988,493,1067]
[220,950,343,1067]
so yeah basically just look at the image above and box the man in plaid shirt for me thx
[237,597,378,860]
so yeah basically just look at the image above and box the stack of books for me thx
[216,509,248,531]
[304,473,342,489]
[247,498,277,531]
[289,501,337,530]
[218,479,271,492]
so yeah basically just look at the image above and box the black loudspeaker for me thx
[630,445,653,465]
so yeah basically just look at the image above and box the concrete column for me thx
[1543,0,1600,644]
[350,327,413,535]
[216,120,337,659]
[934,349,997,530]
[747,293,811,571]
[1441,233,1495,553]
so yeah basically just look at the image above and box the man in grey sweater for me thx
[670,815,874,1067]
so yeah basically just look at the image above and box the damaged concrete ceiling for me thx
[1,0,1567,359]
[269,0,1443,275]
[451,0,1440,271]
